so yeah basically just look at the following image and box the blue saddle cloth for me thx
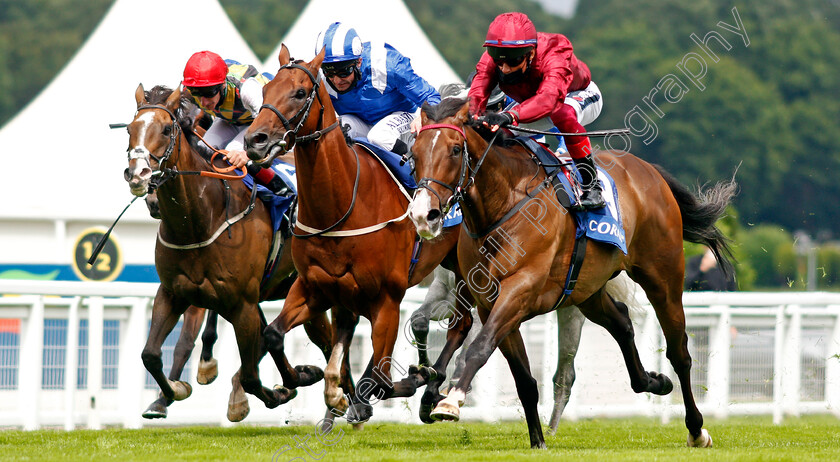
[517,137,627,254]
[240,159,296,233]
[442,203,463,228]
[353,138,417,190]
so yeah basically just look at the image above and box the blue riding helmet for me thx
[315,22,363,64]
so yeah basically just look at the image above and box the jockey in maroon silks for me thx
[469,12,606,209]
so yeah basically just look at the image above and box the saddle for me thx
[512,137,627,254]
[511,137,578,210]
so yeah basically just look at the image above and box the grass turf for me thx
[1,415,839,461]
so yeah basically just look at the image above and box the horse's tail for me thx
[653,164,737,277]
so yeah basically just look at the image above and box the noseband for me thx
[257,62,339,153]
[129,104,183,192]
[415,123,499,216]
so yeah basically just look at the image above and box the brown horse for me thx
[124,84,341,421]
[140,190,225,420]
[407,98,735,448]
[244,46,471,422]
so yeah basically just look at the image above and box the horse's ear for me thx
[454,101,471,124]
[309,46,325,73]
[277,44,291,66]
[165,86,182,113]
[135,83,147,107]
[420,106,431,127]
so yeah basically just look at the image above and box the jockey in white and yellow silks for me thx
[182,51,288,195]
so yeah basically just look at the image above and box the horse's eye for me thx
[162,125,171,136]
[295,89,306,99]
[452,145,462,156]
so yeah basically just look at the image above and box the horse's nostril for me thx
[249,132,267,147]
[427,209,441,222]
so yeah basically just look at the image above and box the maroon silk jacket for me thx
[469,32,591,123]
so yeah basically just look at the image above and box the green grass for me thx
[1,415,839,461]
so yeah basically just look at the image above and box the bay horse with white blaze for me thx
[408,98,735,448]
[244,46,471,422]
[124,84,343,421]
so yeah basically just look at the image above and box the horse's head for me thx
[124,83,185,197]
[245,44,327,165]
[409,98,473,240]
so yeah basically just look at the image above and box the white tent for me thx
[263,0,461,88]
[0,0,261,277]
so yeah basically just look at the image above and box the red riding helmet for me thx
[183,51,227,87]
[484,12,538,48]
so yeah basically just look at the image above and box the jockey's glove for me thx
[482,111,515,128]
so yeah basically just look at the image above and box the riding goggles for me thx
[486,46,533,68]
[323,64,356,79]
[187,85,222,98]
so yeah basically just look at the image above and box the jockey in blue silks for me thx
[315,22,441,155]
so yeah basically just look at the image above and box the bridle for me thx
[128,104,181,170]
[414,123,499,217]
[127,102,258,249]
[257,61,339,155]
[256,60,364,238]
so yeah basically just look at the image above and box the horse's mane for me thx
[145,85,215,159]
[421,97,515,144]
[421,97,467,122]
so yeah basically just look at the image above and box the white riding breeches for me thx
[339,111,415,152]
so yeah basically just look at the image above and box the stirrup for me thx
[579,187,605,209]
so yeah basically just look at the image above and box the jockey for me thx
[183,50,290,196]
[468,12,605,209]
[315,22,441,155]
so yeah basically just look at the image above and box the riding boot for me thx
[568,138,605,209]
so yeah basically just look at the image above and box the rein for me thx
[133,103,259,250]
[260,61,409,238]
[257,61,339,156]
[415,124,500,221]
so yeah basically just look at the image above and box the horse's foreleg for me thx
[197,310,219,385]
[300,310,333,387]
[142,305,205,419]
[346,297,403,423]
[430,287,530,423]
[264,281,327,389]
[410,268,454,366]
[141,289,191,404]
[498,329,546,449]
[548,306,585,434]
[420,279,475,423]
[233,304,296,410]
[323,308,358,413]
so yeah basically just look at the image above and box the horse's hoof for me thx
[142,401,168,419]
[430,399,460,422]
[649,371,674,395]
[295,365,324,387]
[168,380,192,401]
[274,385,298,406]
[345,403,373,423]
[325,389,348,413]
[687,428,713,448]
[227,398,250,422]
[197,358,218,385]
[419,402,436,424]
[351,422,365,431]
